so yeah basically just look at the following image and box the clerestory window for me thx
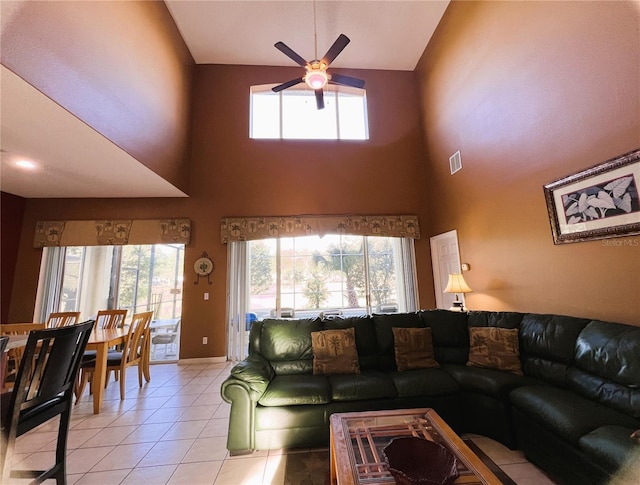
[249,84,369,140]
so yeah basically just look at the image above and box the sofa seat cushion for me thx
[578,425,640,473]
[510,385,640,445]
[390,368,459,397]
[441,364,537,399]
[329,371,397,401]
[258,374,331,406]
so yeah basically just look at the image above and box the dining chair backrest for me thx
[123,311,153,364]
[0,336,8,388]
[95,309,127,330]
[46,311,81,328]
[1,324,47,390]
[1,320,95,483]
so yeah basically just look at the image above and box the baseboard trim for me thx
[177,356,227,365]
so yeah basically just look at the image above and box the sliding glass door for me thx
[36,243,184,362]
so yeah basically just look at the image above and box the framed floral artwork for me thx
[543,148,640,244]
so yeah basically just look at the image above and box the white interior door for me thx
[430,230,463,309]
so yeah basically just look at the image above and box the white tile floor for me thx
[6,362,557,485]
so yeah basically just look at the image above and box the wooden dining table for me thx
[1,323,151,414]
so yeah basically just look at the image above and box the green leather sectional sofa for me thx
[220,310,640,484]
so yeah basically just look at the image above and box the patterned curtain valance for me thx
[33,219,191,248]
[221,215,420,243]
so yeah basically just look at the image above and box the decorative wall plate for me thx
[194,256,213,276]
[194,252,213,285]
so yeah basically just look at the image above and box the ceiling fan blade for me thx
[272,78,304,92]
[274,41,308,67]
[321,34,350,66]
[329,73,365,89]
[315,89,325,110]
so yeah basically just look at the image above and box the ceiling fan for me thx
[271,6,365,110]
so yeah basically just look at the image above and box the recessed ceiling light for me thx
[15,160,38,170]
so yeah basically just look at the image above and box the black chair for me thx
[1,320,94,484]
[0,336,9,388]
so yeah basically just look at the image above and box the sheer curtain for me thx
[34,247,66,322]
[397,238,419,312]
[226,241,250,361]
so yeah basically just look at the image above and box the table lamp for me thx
[444,273,472,311]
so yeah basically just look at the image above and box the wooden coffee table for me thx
[329,408,503,485]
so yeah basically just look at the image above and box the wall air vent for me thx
[449,150,462,175]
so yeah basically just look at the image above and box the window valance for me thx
[220,215,419,243]
[33,219,191,247]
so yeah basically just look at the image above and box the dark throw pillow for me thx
[311,328,361,375]
[392,327,439,371]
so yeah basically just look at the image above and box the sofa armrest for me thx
[220,354,275,454]
[226,353,275,401]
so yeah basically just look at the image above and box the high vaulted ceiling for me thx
[0,1,449,198]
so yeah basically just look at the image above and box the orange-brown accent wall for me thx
[7,63,432,358]
[415,1,639,324]
[1,1,193,191]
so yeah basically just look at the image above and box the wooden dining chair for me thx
[0,323,47,390]
[46,312,80,328]
[76,311,153,402]
[1,320,94,484]
[77,309,128,384]
[95,309,127,330]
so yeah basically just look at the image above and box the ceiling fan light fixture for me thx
[305,69,328,90]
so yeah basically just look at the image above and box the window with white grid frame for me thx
[250,84,369,140]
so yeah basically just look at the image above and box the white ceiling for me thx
[165,1,450,70]
[0,0,449,199]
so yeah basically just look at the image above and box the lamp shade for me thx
[444,273,472,294]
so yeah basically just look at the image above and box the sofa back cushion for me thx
[519,313,590,386]
[568,321,640,419]
[323,316,379,371]
[373,312,425,371]
[421,310,469,364]
[467,311,524,329]
[259,318,323,375]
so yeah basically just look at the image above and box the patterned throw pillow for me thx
[392,327,439,372]
[631,430,640,443]
[467,327,523,375]
[311,328,361,375]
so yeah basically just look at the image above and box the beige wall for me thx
[415,1,639,325]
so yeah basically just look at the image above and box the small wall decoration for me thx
[543,148,640,244]
[194,252,214,285]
